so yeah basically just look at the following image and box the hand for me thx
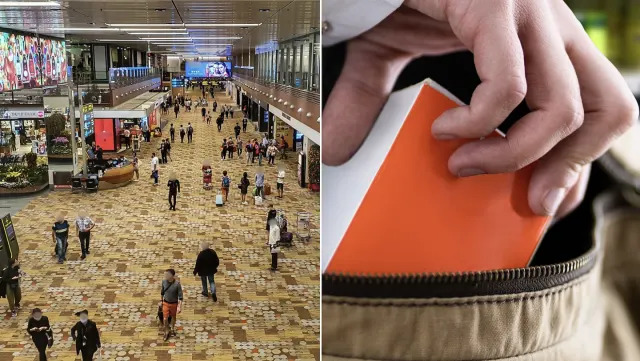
[177,306,182,314]
[323,1,638,218]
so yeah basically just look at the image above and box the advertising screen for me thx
[185,61,232,78]
[0,31,67,91]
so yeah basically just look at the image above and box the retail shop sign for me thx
[0,107,45,119]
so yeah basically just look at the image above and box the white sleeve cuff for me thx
[322,0,404,46]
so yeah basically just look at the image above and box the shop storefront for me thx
[0,107,46,155]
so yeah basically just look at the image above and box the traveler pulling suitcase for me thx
[216,190,224,206]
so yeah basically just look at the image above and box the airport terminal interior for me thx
[0,1,320,360]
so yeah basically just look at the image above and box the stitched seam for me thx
[323,275,589,308]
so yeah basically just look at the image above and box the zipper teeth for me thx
[324,251,595,285]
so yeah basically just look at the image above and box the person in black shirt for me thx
[242,117,248,132]
[193,242,220,301]
[174,103,180,119]
[234,123,241,140]
[71,310,101,361]
[201,106,206,122]
[27,308,53,361]
[187,123,193,143]
[95,145,103,161]
[167,173,181,211]
[2,258,23,317]
[51,214,69,264]
[266,204,277,231]
[169,123,175,142]
[179,125,185,143]
[159,140,168,164]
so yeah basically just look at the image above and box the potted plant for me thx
[45,113,72,157]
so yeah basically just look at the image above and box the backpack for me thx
[222,176,230,187]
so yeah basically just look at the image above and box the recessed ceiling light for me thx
[120,28,186,32]
[106,23,184,27]
[49,27,121,31]
[0,1,60,6]
[129,32,187,35]
[259,8,270,12]
[154,8,166,12]
[184,23,261,27]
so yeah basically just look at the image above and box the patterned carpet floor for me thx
[0,89,320,361]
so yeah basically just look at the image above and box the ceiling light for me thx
[190,37,241,40]
[0,1,60,6]
[129,32,187,35]
[49,27,121,31]
[98,39,151,42]
[259,8,270,12]
[140,37,191,40]
[107,23,184,27]
[120,28,186,32]
[184,23,261,27]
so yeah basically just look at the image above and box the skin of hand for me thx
[323,1,638,218]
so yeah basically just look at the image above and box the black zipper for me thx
[323,245,598,299]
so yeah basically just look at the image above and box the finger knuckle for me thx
[503,75,527,106]
[613,96,639,136]
[505,137,530,172]
[562,104,585,135]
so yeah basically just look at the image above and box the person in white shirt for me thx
[276,166,285,198]
[75,211,95,260]
[123,128,131,149]
[151,153,159,186]
[322,0,638,218]
[266,218,280,271]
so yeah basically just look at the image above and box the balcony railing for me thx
[233,74,320,105]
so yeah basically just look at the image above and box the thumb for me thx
[322,40,411,166]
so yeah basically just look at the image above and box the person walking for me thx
[221,171,231,202]
[71,310,101,361]
[258,142,265,166]
[201,106,206,122]
[174,103,180,119]
[234,123,241,140]
[187,123,193,143]
[167,173,181,211]
[170,123,175,142]
[255,170,265,199]
[193,242,220,301]
[242,117,247,132]
[221,139,228,161]
[267,143,278,165]
[27,308,53,361]
[2,258,23,317]
[279,136,289,159]
[151,152,159,186]
[161,269,183,341]
[75,211,95,260]
[239,172,250,205]
[216,115,223,132]
[179,125,185,143]
[276,165,285,198]
[230,107,234,118]
[165,138,172,162]
[266,218,280,271]
[254,140,261,165]
[159,140,168,164]
[237,139,243,157]
[123,128,131,149]
[132,152,139,180]
[51,214,69,264]
[213,100,217,112]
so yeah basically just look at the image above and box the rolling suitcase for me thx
[265,183,272,195]
[280,232,293,245]
[216,191,224,206]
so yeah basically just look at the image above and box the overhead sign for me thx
[0,106,45,119]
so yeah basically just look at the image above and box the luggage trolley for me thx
[296,212,311,242]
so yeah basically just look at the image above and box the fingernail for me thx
[457,168,486,177]
[543,188,567,215]
[434,133,456,140]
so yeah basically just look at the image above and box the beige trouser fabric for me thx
[323,191,640,361]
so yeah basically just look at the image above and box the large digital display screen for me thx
[0,31,67,92]
[185,61,231,78]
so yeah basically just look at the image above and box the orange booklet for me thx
[322,80,551,275]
